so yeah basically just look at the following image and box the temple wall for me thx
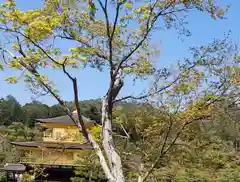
[23,150,76,165]
[42,128,85,143]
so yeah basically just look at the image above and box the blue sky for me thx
[0,0,239,105]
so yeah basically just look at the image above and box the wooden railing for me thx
[19,157,76,166]
[42,134,80,143]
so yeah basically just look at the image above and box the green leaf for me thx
[53,48,61,55]
[0,63,4,70]
[88,0,96,21]
[123,67,133,73]
[124,3,133,9]
[5,76,17,84]
[79,55,87,62]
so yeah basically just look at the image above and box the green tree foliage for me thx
[0,94,102,127]
[0,124,24,181]
[7,122,36,141]
[0,95,24,125]
[49,104,66,117]
[22,101,50,126]
[72,151,105,182]
[113,39,239,181]
[0,95,239,181]
[0,0,238,181]
[102,99,240,182]
[0,96,106,181]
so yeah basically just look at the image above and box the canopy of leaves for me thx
[0,0,238,181]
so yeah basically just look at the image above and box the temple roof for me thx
[11,141,93,150]
[3,163,26,171]
[36,112,95,125]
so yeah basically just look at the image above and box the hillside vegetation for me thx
[0,95,240,181]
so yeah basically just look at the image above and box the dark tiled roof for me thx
[11,141,93,150]
[3,163,26,171]
[36,113,95,125]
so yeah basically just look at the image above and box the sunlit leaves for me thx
[59,0,96,20]
[73,150,105,181]
[232,72,240,84]
[113,94,240,181]
[52,48,61,56]
[0,63,3,70]
[90,125,101,143]
[87,0,96,21]
[1,0,15,9]
[172,69,203,95]
[25,19,54,41]
[8,58,22,69]
[4,76,17,84]
[23,73,59,97]
[69,47,96,56]
[123,67,133,73]
[230,64,240,84]
[59,0,77,7]
[124,3,133,9]
[0,1,235,181]
[0,0,227,79]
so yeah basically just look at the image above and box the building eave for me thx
[36,114,96,126]
[11,141,93,150]
[3,163,26,171]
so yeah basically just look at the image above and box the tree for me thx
[112,103,240,182]
[22,101,50,126]
[71,151,106,182]
[49,104,66,117]
[0,95,24,125]
[206,98,240,151]
[7,122,36,141]
[0,0,236,181]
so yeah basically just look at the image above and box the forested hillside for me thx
[0,95,102,126]
[0,95,103,181]
[0,0,239,181]
[0,95,240,181]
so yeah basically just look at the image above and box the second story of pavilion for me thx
[9,111,97,166]
[37,111,96,143]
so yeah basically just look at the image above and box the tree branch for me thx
[114,75,180,103]
[138,86,229,182]
[0,14,117,181]
[1,46,114,181]
[114,58,201,103]
[97,0,113,68]
[108,1,123,70]
[55,34,108,60]
[114,1,184,77]
[138,115,202,182]
[60,57,89,140]
[138,99,176,182]
[120,123,130,139]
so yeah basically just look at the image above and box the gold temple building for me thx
[4,110,97,182]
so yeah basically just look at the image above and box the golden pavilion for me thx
[5,110,96,182]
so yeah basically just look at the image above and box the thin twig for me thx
[2,46,114,180]
[139,80,229,182]
[114,75,180,103]
[114,2,187,77]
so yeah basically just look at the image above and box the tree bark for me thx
[102,97,125,182]
[101,67,125,182]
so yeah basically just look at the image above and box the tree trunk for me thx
[102,96,125,182]
[87,132,115,181]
